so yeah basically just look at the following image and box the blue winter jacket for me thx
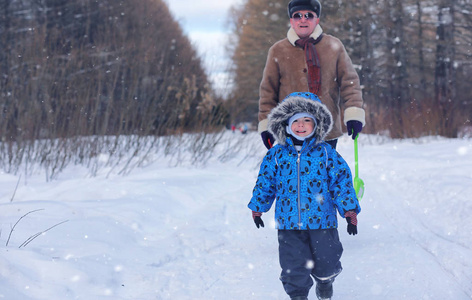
[248,137,360,230]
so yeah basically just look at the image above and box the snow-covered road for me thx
[0,134,471,299]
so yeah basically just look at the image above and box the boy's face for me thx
[290,117,315,137]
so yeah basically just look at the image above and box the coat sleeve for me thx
[326,147,361,217]
[336,41,366,126]
[258,46,281,133]
[248,149,278,213]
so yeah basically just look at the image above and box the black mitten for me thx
[346,120,363,140]
[261,131,275,149]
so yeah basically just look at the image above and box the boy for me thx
[248,92,360,300]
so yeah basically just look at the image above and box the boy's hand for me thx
[252,211,264,228]
[344,210,358,235]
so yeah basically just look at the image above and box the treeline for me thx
[226,0,472,138]
[1,0,226,141]
[0,0,228,177]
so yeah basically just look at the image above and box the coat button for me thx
[303,68,307,73]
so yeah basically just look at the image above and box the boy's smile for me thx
[291,117,315,137]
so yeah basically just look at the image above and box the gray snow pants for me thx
[278,229,343,298]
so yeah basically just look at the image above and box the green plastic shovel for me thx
[353,134,365,200]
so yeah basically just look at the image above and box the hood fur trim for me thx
[267,95,333,145]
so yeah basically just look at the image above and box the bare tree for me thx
[0,0,228,179]
[226,0,288,124]
[434,0,457,136]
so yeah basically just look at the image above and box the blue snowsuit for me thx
[248,92,361,298]
[248,137,359,229]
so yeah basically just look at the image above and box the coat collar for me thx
[287,25,324,46]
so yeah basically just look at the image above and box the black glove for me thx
[252,211,264,228]
[261,131,275,149]
[346,120,363,140]
[344,210,358,235]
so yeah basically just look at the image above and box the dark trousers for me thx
[278,229,343,298]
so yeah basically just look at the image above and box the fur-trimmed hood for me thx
[267,92,333,145]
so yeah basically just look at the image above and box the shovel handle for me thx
[354,134,360,177]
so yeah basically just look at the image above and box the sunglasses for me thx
[292,12,316,20]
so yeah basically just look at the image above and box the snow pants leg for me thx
[277,229,343,298]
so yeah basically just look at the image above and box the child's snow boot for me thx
[315,281,333,300]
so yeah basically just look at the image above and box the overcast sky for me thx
[166,0,244,96]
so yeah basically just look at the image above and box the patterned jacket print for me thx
[248,92,360,230]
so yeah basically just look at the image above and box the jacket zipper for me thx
[297,152,302,228]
